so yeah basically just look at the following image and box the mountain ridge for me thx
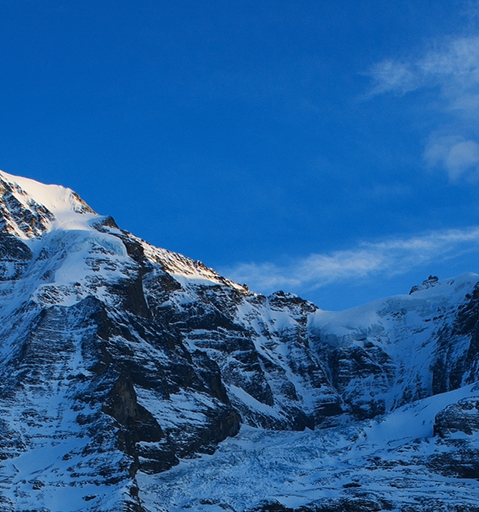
[0,171,478,511]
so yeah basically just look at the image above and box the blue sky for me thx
[2,0,479,310]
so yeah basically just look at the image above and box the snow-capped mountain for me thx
[0,171,478,511]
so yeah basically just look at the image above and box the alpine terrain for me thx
[0,171,478,512]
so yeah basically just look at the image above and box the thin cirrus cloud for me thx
[368,34,479,181]
[222,227,479,295]
[368,35,479,97]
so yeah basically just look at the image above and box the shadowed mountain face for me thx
[0,172,478,511]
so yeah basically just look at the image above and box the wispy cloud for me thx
[368,34,479,182]
[221,227,479,294]
[368,35,479,98]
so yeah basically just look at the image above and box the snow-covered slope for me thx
[139,384,479,512]
[0,171,478,511]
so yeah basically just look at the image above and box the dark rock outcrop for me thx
[434,397,479,437]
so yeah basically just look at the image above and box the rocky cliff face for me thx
[0,172,478,511]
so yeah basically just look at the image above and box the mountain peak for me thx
[0,171,96,238]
